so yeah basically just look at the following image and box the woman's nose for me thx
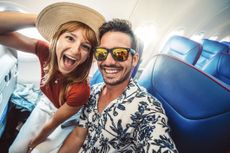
[71,43,81,55]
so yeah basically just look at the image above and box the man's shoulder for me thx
[90,82,104,93]
[131,80,162,105]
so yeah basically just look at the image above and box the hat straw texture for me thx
[36,2,105,41]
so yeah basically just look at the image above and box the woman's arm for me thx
[58,126,88,153]
[0,12,38,53]
[0,12,36,33]
[28,103,81,151]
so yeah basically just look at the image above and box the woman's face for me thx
[56,29,92,75]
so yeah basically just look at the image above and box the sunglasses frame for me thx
[94,47,136,62]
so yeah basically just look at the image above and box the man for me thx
[58,19,178,153]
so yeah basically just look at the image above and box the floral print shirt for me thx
[79,79,178,153]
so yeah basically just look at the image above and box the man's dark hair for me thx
[99,19,137,50]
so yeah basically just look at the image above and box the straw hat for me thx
[36,2,105,41]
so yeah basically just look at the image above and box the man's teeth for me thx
[105,69,118,74]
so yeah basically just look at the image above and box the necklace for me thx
[54,79,58,84]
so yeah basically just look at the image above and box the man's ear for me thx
[132,53,139,67]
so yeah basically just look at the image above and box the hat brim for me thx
[36,2,105,41]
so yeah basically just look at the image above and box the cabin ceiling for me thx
[0,0,230,63]
[2,0,229,38]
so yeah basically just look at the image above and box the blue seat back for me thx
[203,52,230,86]
[162,35,202,65]
[195,39,229,69]
[221,41,230,52]
[138,54,230,153]
[221,41,230,48]
[89,69,104,85]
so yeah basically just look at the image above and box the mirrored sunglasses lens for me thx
[95,48,108,61]
[113,48,129,61]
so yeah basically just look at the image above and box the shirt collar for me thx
[93,79,141,102]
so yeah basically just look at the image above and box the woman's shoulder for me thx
[35,40,49,61]
[68,80,90,95]
[35,40,49,52]
[70,80,89,88]
[66,81,90,107]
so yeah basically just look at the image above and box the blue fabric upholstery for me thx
[138,54,230,153]
[221,41,230,52]
[221,41,230,47]
[202,52,230,86]
[89,69,104,85]
[131,38,144,78]
[162,35,202,65]
[195,39,229,69]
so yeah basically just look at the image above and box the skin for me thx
[0,12,92,152]
[56,31,92,74]
[58,31,139,153]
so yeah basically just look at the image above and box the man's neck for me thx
[97,79,130,114]
[104,79,130,98]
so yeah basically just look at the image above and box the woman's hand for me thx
[27,143,34,153]
[27,140,38,153]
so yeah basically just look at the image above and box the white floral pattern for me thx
[79,79,178,153]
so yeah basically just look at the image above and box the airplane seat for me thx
[138,54,230,153]
[195,39,229,69]
[90,39,144,86]
[202,52,230,86]
[221,41,230,46]
[161,35,202,65]
[131,38,144,78]
[221,41,230,51]
[89,69,104,85]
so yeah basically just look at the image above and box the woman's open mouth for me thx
[62,54,77,69]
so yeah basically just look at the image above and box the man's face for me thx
[97,31,139,86]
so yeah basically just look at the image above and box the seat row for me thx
[137,36,230,153]
[138,54,230,153]
[162,35,230,86]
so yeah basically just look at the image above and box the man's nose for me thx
[104,52,116,64]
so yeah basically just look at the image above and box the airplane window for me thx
[170,28,185,37]
[190,32,204,43]
[159,28,185,51]
[209,35,219,41]
[135,23,157,48]
[220,36,230,42]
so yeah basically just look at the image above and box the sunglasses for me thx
[94,47,136,62]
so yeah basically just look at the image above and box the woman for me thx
[0,2,105,153]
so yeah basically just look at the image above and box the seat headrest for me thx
[203,53,230,86]
[221,41,230,47]
[202,39,229,54]
[219,53,230,80]
[195,39,229,69]
[162,35,202,65]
